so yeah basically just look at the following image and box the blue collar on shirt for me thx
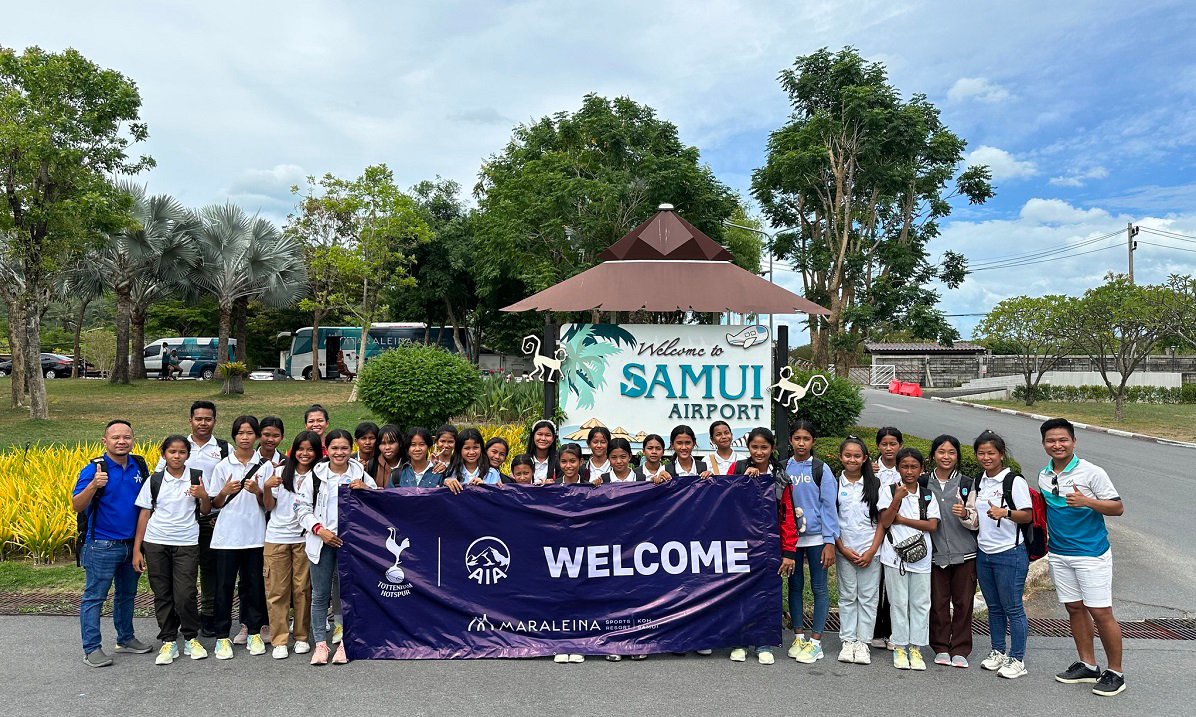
[1043,454,1080,476]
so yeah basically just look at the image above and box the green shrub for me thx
[1182,383,1196,404]
[462,376,544,424]
[357,343,483,429]
[1013,383,1184,405]
[812,427,1022,478]
[787,368,864,437]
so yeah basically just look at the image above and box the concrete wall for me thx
[870,354,982,388]
[988,354,1196,382]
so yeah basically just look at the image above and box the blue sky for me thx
[8,1,1196,339]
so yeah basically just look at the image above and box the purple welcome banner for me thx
[338,476,781,659]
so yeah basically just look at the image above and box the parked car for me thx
[248,367,291,381]
[0,353,99,379]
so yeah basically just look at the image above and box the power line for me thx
[971,242,1122,271]
[969,229,1122,269]
[1136,239,1196,255]
[1139,227,1196,243]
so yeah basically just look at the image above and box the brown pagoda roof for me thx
[502,205,829,315]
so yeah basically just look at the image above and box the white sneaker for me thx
[870,637,887,649]
[155,641,178,665]
[934,651,951,666]
[695,649,713,656]
[730,647,747,662]
[233,624,249,645]
[757,651,775,665]
[214,638,234,660]
[788,637,805,659]
[185,639,207,660]
[837,641,855,663]
[981,649,1006,671]
[272,645,288,659]
[568,654,585,663]
[998,657,1028,679]
[247,634,267,656]
[553,654,570,664]
[294,641,311,654]
[854,641,871,665]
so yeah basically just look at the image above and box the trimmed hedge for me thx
[357,343,483,429]
[812,427,1023,477]
[788,368,864,438]
[1013,383,1196,405]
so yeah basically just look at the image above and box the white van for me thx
[143,337,236,380]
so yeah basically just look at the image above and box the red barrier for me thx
[898,382,923,397]
[888,380,901,394]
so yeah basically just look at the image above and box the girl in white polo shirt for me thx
[296,429,378,666]
[132,435,211,665]
[206,415,272,660]
[953,430,1033,680]
[706,420,739,475]
[261,430,321,659]
[834,437,885,666]
[879,446,941,672]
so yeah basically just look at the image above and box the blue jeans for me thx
[80,540,140,654]
[976,545,1029,659]
[309,544,339,644]
[787,544,830,636]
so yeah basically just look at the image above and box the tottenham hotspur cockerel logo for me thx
[466,536,511,585]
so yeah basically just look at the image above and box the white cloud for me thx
[965,145,1037,180]
[1018,198,1109,224]
[948,77,1012,104]
[1049,166,1109,187]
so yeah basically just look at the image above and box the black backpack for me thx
[75,454,150,565]
[148,468,206,521]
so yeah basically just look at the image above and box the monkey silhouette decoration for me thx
[769,367,829,411]
[385,527,411,584]
[522,335,567,383]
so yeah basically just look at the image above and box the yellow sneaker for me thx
[909,647,927,671]
[186,639,208,660]
[247,633,267,656]
[155,641,177,665]
[795,640,823,664]
[331,624,344,644]
[787,637,805,659]
[893,646,910,670]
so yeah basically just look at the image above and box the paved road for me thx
[860,389,1195,620]
[1,615,1182,716]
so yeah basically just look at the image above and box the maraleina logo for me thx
[466,536,511,585]
[467,614,494,632]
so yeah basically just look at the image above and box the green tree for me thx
[191,204,307,393]
[0,46,151,417]
[473,94,742,319]
[974,295,1075,406]
[1065,275,1170,420]
[752,47,993,371]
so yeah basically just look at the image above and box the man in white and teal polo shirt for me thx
[1039,417,1126,697]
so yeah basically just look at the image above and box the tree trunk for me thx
[21,291,49,419]
[6,300,28,408]
[1114,385,1126,421]
[310,311,322,381]
[217,303,232,374]
[444,299,467,356]
[71,297,91,378]
[110,286,132,384]
[233,297,249,364]
[130,305,147,380]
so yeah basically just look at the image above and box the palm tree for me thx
[59,256,106,378]
[95,183,196,384]
[191,203,307,393]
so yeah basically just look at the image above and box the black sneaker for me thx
[1092,670,1126,697]
[1056,661,1102,683]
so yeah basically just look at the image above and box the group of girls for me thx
[133,409,1031,676]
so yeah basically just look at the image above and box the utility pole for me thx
[1128,222,1139,283]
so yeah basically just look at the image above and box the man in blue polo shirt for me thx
[1039,418,1126,697]
[72,419,153,667]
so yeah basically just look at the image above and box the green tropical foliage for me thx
[559,324,636,410]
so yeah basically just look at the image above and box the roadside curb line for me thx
[929,396,1196,449]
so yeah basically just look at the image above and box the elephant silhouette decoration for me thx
[522,335,567,383]
[768,367,829,410]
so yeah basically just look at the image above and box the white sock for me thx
[1109,669,1123,677]
[812,638,821,646]
[1083,661,1099,671]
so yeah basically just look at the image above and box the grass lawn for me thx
[0,377,379,449]
[975,399,1196,442]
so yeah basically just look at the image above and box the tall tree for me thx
[974,295,1075,406]
[59,254,106,378]
[0,46,151,417]
[191,204,307,393]
[752,48,993,370]
[473,94,742,320]
[0,249,28,406]
[1065,275,1170,420]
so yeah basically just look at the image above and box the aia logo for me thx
[466,536,511,585]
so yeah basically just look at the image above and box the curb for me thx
[929,396,1196,449]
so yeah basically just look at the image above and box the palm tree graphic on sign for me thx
[560,324,637,410]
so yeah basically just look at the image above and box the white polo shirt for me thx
[606,470,638,483]
[155,434,224,483]
[879,483,941,574]
[206,452,271,549]
[708,451,739,475]
[265,467,308,544]
[642,464,667,482]
[134,469,200,546]
[533,455,552,484]
[975,469,1032,554]
[876,460,900,487]
[837,474,878,553]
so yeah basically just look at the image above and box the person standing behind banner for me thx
[296,429,378,666]
[663,425,713,480]
[352,422,379,466]
[132,435,211,665]
[261,431,321,660]
[783,420,839,665]
[597,438,645,485]
[728,426,787,666]
[526,419,561,485]
[370,424,404,485]
[582,426,612,483]
[390,427,446,488]
[206,415,270,660]
[639,434,668,483]
[73,419,154,667]
[555,444,586,486]
[485,437,512,483]
[304,404,330,438]
[706,420,739,475]
[453,428,501,485]
[508,454,535,485]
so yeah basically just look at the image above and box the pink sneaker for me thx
[332,642,348,665]
[310,642,330,666]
